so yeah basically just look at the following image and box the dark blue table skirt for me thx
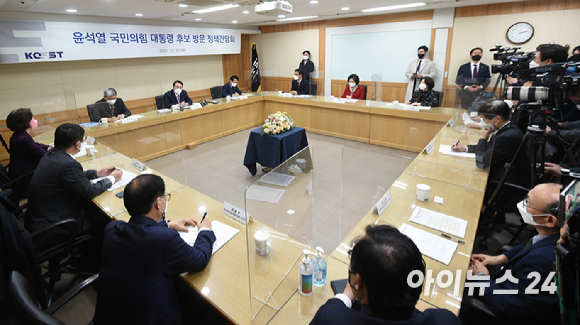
[243,127,309,176]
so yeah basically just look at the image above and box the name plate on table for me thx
[239,95,248,100]
[191,103,202,109]
[424,141,435,155]
[121,116,138,124]
[86,136,96,145]
[131,158,145,172]
[222,202,247,225]
[448,118,455,127]
[282,93,293,98]
[373,191,392,217]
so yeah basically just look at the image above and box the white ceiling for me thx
[0,0,526,27]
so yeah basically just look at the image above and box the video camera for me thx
[490,45,536,75]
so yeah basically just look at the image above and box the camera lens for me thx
[506,86,549,101]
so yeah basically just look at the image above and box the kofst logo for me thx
[24,51,64,60]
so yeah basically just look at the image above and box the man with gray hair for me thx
[95,87,132,122]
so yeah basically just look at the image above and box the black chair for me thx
[478,181,532,251]
[459,296,505,325]
[309,82,318,96]
[86,104,97,122]
[361,85,368,100]
[155,95,164,110]
[0,163,35,203]
[10,270,98,325]
[0,133,10,154]
[210,86,224,99]
[435,91,445,107]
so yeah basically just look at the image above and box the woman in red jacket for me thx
[341,74,365,100]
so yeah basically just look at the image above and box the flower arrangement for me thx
[261,111,295,135]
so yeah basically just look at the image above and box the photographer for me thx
[508,44,568,86]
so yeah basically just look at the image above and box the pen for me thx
[455,140,460,147]
[440,233,465,245]
[200,212,207,223]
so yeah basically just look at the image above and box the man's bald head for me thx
[525,183,561,233]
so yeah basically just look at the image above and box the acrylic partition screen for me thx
[453,78,494,111]
[244,145,320,324]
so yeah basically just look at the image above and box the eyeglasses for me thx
[161,193,171,202]
[522,198,549,214]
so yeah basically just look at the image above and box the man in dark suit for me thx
[310,224,461,325]
[94,174,215,325]
[222,75,245,97]
[299,50,314,81]
[25,123,122,249]
[456,47,492,109]
[164,80,193,108]
[291,69,309,95]
[462,183,561,324]
[452,100,530,191]
[94,88,132,122]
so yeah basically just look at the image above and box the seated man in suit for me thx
[25,123,122,249]
[456,47,491,109]
[94,174,215,325]
[291,69,309,95]
[222,75,245,97]
[164,80,193,108]
[462,183,561,324]
[94,88,132,123]
[452,100,530,203]
[311,224,461,325]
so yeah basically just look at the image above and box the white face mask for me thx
[160,199,168,220]
[517,200,548,226]
[349,82,356,88]
[106,99,116,105]
[577,104,580,110]
[419,83,427,90]
[303,55,309,60]
[231,82,237,88]
[529,60,540,69]
[294,75,299,80]
[481,116,497,131]
[174,88,182,95]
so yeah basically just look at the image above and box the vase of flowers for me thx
[261,111,294,135]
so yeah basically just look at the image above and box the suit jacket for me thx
[222,82,243,97]
[310,299,461,325]
[299,60,315,81]
[94,216,216,325]
[480,234,560,324]
[405,59,436,102]
[456,62,491,89]
[164,89,193,108]
[341,85,365,100]
[95,98,132,120]
[466,122,530,188]
[8,131,49,198]
[25,148,112,238]
[291,78,310,95]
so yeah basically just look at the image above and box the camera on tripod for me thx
[490,45,536,75]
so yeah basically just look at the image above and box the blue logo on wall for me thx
[24,51,64,60]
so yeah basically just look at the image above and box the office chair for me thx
[10,270,98,325]
[210,86,224,99]
[0,164,35,203]
[86,104,97,123]
[478,181,532,251]
[459,296,505,325]
[435,91,445,107]
[309,82,318,96]
[361,85,368,100]
[0,133,9,154]
[155,95,164,110]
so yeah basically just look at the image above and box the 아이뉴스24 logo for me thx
[24,51,64,60]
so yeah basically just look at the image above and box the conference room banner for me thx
[0,20,242,64]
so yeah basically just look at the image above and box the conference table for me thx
[34,92,488,324]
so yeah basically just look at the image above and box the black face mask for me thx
[418,53,425,59]
[472,55,482,61]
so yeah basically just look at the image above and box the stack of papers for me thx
[399,223,458,265]
[178,221,240,255]
[439,145,475,159]
[246,184,285,204]
[259,172,295,187]
[409,206,468,238]
[345,99,359,103]
[462,112,482,127]
[90,169,138,192]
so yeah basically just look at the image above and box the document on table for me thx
[344,99,359,103]
[73,143,98,159]
[439,145,476,159]
[246,185,285,204]
[409,206,468,238]
[399,223,458,265]
[157,109,171,113]
[178,221,240,255]
[90,169,138,191]
[259,172,296,187]
[80,122,99,127]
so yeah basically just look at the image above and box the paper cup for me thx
[278,91,283,96]
[296,159,306,172]
[254,230,271,256]
[416,184,430,202]
[86,146,95,157]
[100,118,108,125]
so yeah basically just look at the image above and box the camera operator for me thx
[508,44,568,86]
